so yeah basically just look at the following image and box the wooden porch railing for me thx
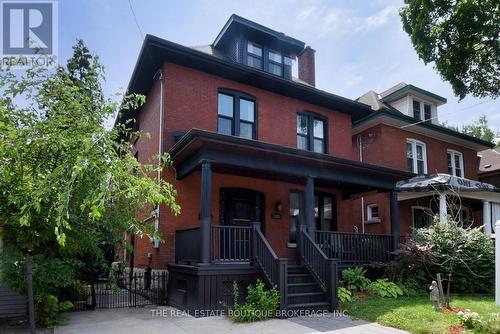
[251,223,288,310]
[315,230,393,264]
[175,227,201,264]
[211,225,253,262]
[297,226,337,310]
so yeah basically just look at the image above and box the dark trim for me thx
[116,35,373,127]
[217,89,258,140]
[353,109,495,149]
[213,14,305,52]
[297,111,328,154]
[170,129,412,191]
[390,191,400,250]
[200,160,212,264]
[380,84,447,103]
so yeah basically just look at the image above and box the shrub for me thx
[457,309,483,330]
[341,267,371,292]
[229,280,280,322]
[384,222,494,293]
[473,313,500,333]
[367,279,404,298]
[338,287,353,303]
[36,295,73,328]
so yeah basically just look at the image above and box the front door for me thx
[219,188,264,261]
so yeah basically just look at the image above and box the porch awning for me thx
[396,173,498,193]
[169,129,412,195]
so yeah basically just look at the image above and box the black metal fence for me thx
[67,271,167,311]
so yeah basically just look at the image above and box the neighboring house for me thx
[479,148,500,187]
[116,15,499,314]
[355,85,499,237]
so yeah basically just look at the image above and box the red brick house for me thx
[116,15,498,314]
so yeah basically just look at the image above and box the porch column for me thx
[483,201,492,236]
[305,175,315,238]
[200,160,212,264]
[439,193,447,224]
[390,190,400,250]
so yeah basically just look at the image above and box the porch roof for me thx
[169,129,412,195]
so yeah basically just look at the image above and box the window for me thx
[413,100,421,120]
[412,207,433,228]
[424,104,432,121]
[217,91,256,139]
[247,42,263,69]
[366,204,379,222]
[268,50,282,76]
[284,56,293,79]
[407,139,427,174]
[447,149,464,177]
[296,113,326,153]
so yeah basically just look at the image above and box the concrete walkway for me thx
[53,306,409,334]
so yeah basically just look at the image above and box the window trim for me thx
[406,138,427,174]
[447,149,464,177]
[267,49,283,76]
[296,111,328,154]
[247,41,263,70]
[411,206,434,228]
[217,89,258,140]
[366,204,380,223]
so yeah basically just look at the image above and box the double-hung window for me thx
[447,149,464,177]
[407,139,427,174]
[297,113,326,153]
[424,104,432,121]
[413,99,432,122]
[268,50,283,76]
[247,42,263,69]
[413,100,421,120]
[217,91,256,139]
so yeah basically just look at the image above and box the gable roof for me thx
[116,34,374,126]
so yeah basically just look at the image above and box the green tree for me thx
[400,0,500,99]
[443,115,498,145]
[0,41,180,325]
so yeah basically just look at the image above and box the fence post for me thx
[134,273,137,308]
[251,222,260,265]
[26,256,36,334]
[278,258,288,313]
[328,259,338,311]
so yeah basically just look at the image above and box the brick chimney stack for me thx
[297,46,316,86]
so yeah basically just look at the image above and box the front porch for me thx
[167,129,411,314]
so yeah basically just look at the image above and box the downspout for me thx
[357,135,365,234]
[152,69,164,248]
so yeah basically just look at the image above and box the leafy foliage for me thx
[400,0,500,99]
[443,115,498,146]
[0,40,180,325]
[341,267,371,292]
[367,279,404,299]
[229,280,280,322]
[338,287,353,303]
[457,309,482,330]
[385,222,494,294]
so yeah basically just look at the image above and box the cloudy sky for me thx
[58,0,499,130]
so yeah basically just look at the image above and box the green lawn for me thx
[342,295,498,334]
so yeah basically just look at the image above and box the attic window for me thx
[247,42,263,69]
[268,50,282,76]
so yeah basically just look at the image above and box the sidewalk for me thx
[53,306,409,334]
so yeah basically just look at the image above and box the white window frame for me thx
[411,206,434,228]
[412,98,433,122]
[447,149,464,177]
[366,204,380,223]
[407,138,428,174]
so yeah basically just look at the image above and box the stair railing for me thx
[297,224,338,311]
[251,222,287,310]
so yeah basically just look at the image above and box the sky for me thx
[57,0,499,130]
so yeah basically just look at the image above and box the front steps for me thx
[287,265,330,311]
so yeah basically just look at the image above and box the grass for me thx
[342,294,498,334]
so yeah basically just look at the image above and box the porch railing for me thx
[252,223,288,310]
[211,225,253,262]
[175,227,201,264]
[315,230,393,264]
[298,226,337,310]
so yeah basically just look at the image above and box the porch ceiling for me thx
[169,129,412,195]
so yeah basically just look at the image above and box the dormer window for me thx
[268,50,282,76]
[247,42,263,69]
[412,99,432,122]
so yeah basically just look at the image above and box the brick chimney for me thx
[298,46,316,86]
